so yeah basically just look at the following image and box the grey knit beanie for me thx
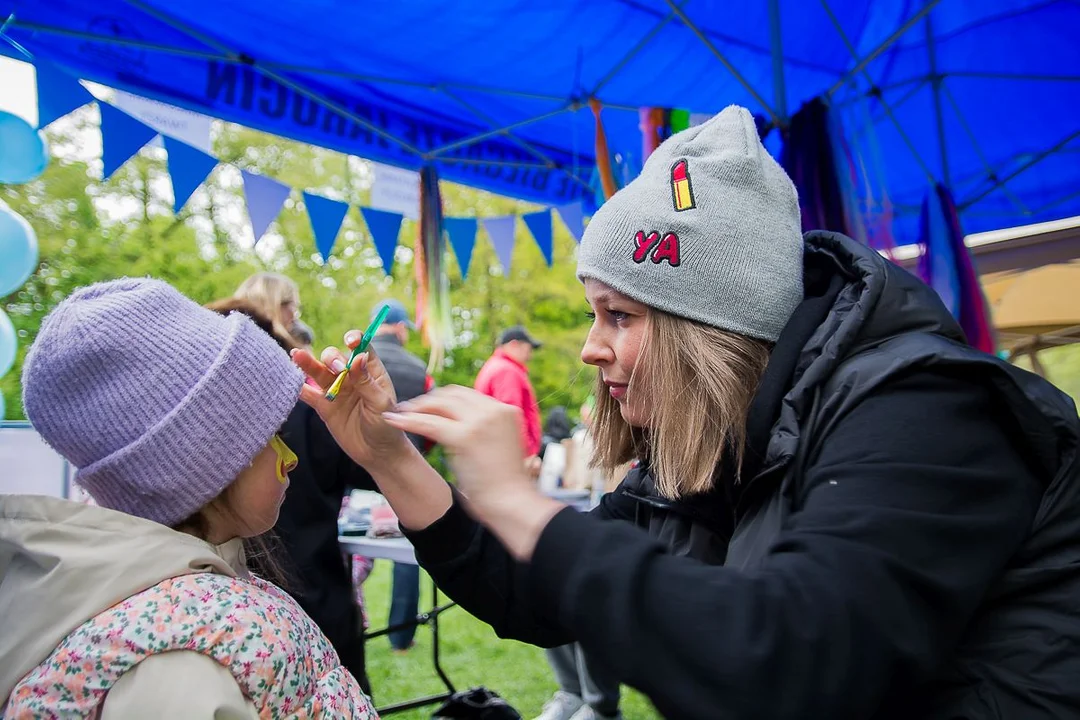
[22,278,305,526]
[577,105,804,342]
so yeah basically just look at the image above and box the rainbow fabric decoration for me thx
[917,183,996,354]
[416,165,452,372]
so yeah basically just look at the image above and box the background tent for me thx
[2,0,1078,246]
[984,264,1080,371]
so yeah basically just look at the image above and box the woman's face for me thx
[581,279,651,427]
[280,296,300,329]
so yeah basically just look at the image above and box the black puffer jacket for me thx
[405,232,1080,719]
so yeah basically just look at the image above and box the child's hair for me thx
[173,483,294,591]
[202,296,298,589]
[234,273,301,346]
[590,309,771,499]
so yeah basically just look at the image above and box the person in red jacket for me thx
[475,326,543,466]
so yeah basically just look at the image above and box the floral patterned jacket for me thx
[0,495,377,719]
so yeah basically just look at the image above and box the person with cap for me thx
[1,278,375,719]
[368,298,434,653]
[295,105,1080,719]
[475,325,544,468]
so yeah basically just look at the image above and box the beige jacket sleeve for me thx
[101,650,259,719]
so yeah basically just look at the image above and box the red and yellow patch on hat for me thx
[671,159,695,211]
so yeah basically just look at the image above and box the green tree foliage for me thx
[0,110,595,421]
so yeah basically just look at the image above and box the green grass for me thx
[362,560,660,719]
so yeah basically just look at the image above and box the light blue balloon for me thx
[0,205,38,297]
[0,111,49,184]
[0,309,14,379]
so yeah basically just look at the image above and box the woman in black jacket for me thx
[294,107,1080,719]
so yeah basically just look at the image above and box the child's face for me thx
[225,436,296,538]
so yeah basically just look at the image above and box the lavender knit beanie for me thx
[22,278,305,526]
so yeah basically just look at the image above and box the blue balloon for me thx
[0,111,49,184]
[0,204,38,297]
[0,309,14,379]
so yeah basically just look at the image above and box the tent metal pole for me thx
[590,0,686,95]
[11,23,641,110]
[1031,186,1080,215]
[10,19,578,106]
[116,0,423,156]
[440,89,593,193]
[832,77,927,111]
[827,0,942,97]
[437,157,552,168]
[820,0,936,182]
[427,105,572,157]
[768,0,788,126]
[8,20,233,61]
[940,83,1028,213]
[925,15,950,187]
[962,129,1080,209]
[268,64,607,106]
[944,71,1080,82]
[662,0,780,126]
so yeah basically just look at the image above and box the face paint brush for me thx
[325,304,391,401]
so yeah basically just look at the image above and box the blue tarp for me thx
[1,0,1078,241]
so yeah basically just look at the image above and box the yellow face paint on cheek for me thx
[269,434,298,485]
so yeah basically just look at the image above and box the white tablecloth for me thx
[339,535,417,565]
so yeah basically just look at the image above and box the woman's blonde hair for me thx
[590,310,771,499]
[234,273,300,344]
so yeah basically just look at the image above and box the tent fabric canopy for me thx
[2,0,1078,243]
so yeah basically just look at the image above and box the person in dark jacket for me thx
[538,406,573,462]
[206,296,378,694]
[368,299,434,653]
[294,106,1080,720]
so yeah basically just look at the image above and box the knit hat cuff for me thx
[77,314,305,526]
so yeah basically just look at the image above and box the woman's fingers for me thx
[394,385,488,419]
[359,344,387,380]
[298,382,329,415]
[386,386,520,448]
[344,329,364,349]
[291,348,336,389]
[382,410,458,445]
[320,346,349,375]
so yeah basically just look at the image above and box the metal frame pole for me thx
[768,0,788,126]
[926,15,950,187]
[827,0,943,97]
[662,0,780,126]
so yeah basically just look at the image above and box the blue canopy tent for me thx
[1,0,1078,243]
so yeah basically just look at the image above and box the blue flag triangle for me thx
[444,217,478,279]
[361,207,404,276]
[35,62,95,129]
[99,103,158,180]
[241,170,291,244]
[164,137,218,213]
[555,202,585,243]
[482,216,517,276]
[304,192,350,262]
[523,210,554,266]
